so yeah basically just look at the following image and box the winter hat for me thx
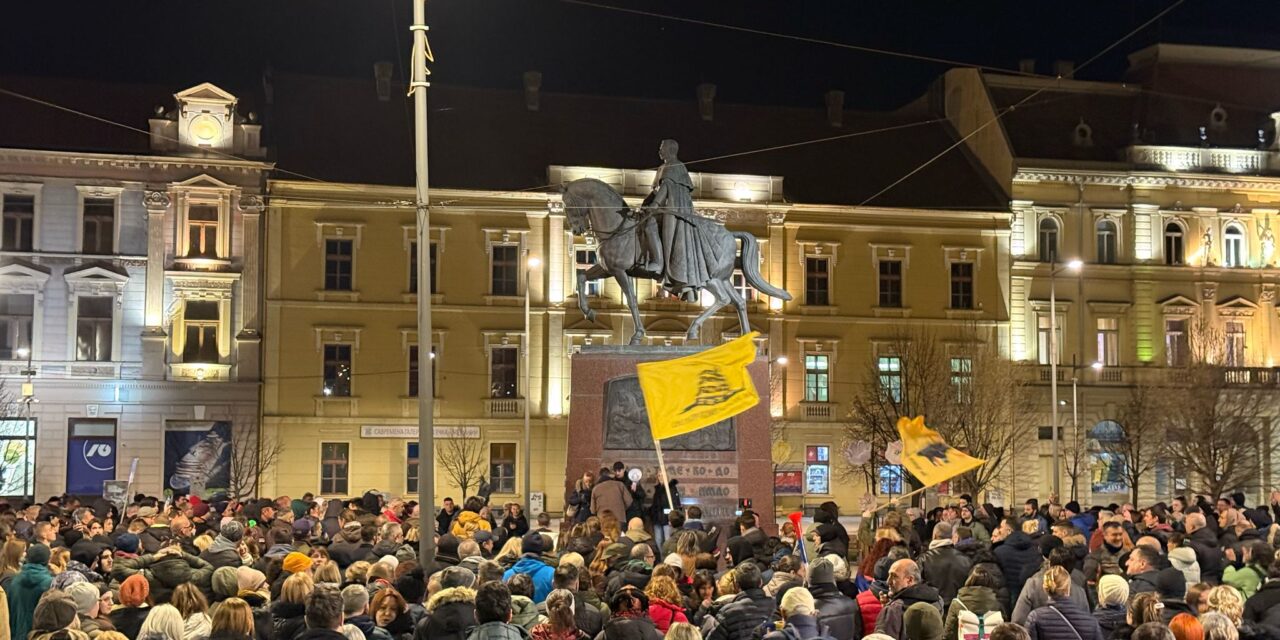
[1233,493,1248,509]
[292,519,314,538]
[439,566,477,590]
[1156,567,1188,599]
[291,499,308,520]
[65,581,101,616]
[663,553,684,571]
[808,557,836,586]
[472,530,494,544]
[1064,501,1082,515]
[395,545,417,565]
[283,551,313,575]
[1247,508,1274,530]
[31,594,78,633]
[211,566,239,598]
[559,552,585,570]
[521,531,547,555]
[1098,574,1129,606]
[25,543,51,566]
[236,566,267,593]
[191,502,211,519]
[1040,534,1063,558]
[779,587,815,617]
[822,554,850,581]
[221,520,245,542]
[120,574,151,606]
[904,601,945,640]
[51,569,87,591]
[116,533,141,555]
[378,555,399,570]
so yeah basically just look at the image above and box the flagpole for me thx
[869,485,931,513]
[653,437,677,521]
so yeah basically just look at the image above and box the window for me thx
[805,257,830,306]
[186,205,219,258]
[1224,224,1246,267]
[1090,421,1128,495]
[320,442,349,495]
[805,446,830,494]
[82,198,114,254]
[75,297,113,361]
[1038,218,1059,263]
[182,301,219,363]
[1164,222,1185,265]
[878,260,902,308]
[324,239,353,291]
[949,262,973,309]
[491,245,519,296]
[1165,319,1188,367]
[1097,318,1119,366]
[490,346,518,398]
[2,195,34,252]
[1096,219,1117,264]
[1226,320,1246,367]
[409,241,437,295]
[408,345,435,397]
[0,294,33,360]
[1037,314,1061,365]
[804,354,829,402]
[732,249,757,302]
[576,248,601,297]
[407,443,419,493]
[878,356,903,403]
[950,356,972,401]
[322,344,352,396]
[879,465,904,495]
[489,443,516,494]
[1037,426,1063,441]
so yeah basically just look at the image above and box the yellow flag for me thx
[637,332,760,441]
[897,415,985,487]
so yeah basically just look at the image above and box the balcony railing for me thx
[485,397,524,417]
[1128,145,1273,174]
[1223,367,1280,386]
[799,401,835,421]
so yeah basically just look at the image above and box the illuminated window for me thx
[1097,318,1119,366]
[186,205,219,258]
[804,354,829,402]
[805,257,829,306]
[949,262,973,309]
[1038,218,1059,263]
[732,248,757,302]
[2,195,34,252]
[323,344,352,397]
[878,356,902,403]
[1096,219,1117,265]
[878,260,901,308]
[490,346,518,398]
[1164,222,1185,266]
[82,198,114,254]
[490,443,516,494]
[805,446,830,494]
[320,442,349,494]
[950,356,972,401]
[75,296,112,362]
[879,465,904,495]
[324,239,354,291]
[407,442,419,493]
[1224,224,1246,267]
[1226,320,1246,367]
[182,301,219,363]
[1037,314,1061,365]
[491,245,519,296]
[1165,319,1188,367]
[0,294,33,360]
[576,248,601,297]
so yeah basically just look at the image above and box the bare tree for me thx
[1098,381,1169,504]
[228,425,283,501]
[437,436,488,500]
[0,380,33,497]
[1161,316,1280,498]
[844,324,1034,497]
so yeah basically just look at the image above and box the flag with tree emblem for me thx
[897,415,985,487]
[637,332,760,441]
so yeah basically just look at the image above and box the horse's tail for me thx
[732,231,792,301]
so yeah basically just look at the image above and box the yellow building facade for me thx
[261,167,1011,513]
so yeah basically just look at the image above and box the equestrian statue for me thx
[560,139,792,345]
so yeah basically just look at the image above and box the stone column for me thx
[142,190,170,380]
[236,195,264,381]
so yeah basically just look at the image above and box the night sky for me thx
[4,1,1279,110]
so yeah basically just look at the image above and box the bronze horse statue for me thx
[561,178,792,345]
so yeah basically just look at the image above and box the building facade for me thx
[0,83,268,500]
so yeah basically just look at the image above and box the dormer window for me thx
[186,205,219,259]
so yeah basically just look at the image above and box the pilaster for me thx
[142,190,170,380]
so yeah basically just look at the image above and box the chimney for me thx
[825,90,845,128]
[374,62,393,101]
[1019,58,1036,74]
[697,83,716,121]
[523,71,543,112]
[1053,60,1075,79]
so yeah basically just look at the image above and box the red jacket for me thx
[648,597,688,633]
[857,588,883,634]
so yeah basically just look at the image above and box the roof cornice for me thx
[1014,167,1280,192]
[0,147,273,173]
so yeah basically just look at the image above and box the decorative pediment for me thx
[1158,294,1199,316]
[1218,296,1259,317]
[564,315,609,332]
[64,264,128,301]
[644,317,688,334]
[0,261,51,295]
[174,174,235,190]
[175,83,238,103]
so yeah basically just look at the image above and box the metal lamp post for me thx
[524,253,540,514]
[1049,258,1082,500]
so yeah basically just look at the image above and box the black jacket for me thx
[328,540,375,573]
[271,600,308,640]
[1190,527,1227,584]
[299,629,349,640]
[595,615,663,640]
[994,531,1042,606]
[1128,570,1161,595]
[416,586,476,640]
[812,512,850,561]
[1246,580,1280,626]
[538,592,604,638]
[918,543,972,607]
[436,508,457,536]
[875,583,944,640]
[109,606,150,640]
[708,588,775,640]
[809,582,860,640]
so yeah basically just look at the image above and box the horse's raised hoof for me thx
[685,328,700,341]
[629,333,645,346]
[585,309,597,323]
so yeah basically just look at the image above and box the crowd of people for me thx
[5,470,1280,640]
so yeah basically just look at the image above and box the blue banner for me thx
[67,435,115,495]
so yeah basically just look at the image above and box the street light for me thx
[523,252,540,514]
[1049,257,1082,500]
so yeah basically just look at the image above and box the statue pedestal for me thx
[566,345,774,530]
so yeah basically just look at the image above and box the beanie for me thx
[25,543,51,566]
[395,571,427,604]
[51,570,87,591]
[663,553,684,571]
[220,520,245,543]
[779,587,815,617]
[904,601,945,640]
[292,519,314,538]
[822,554,850,582]
[282,552,313,575]
[65,582,100,616]
[521,531,546,555]
[378,555,399,570]
[191,502,211,519]
[808,557,836,585]
[120,574,151,607]
[439,566,477,590]
[237,566,267,593]
[211,566,240,598]
[31,595,78,633]
[1065,501,1082,514]
[1098,574,1129,606]
[559,552,585,570]
[116,533,140,554]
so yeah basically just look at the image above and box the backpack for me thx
[955,599,1003,640]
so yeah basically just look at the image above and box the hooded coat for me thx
[874,582,944,640]
[415,586,476,640]
[115,552,215,602]
[5,563,52,640]
[450,511,493,541]
[943,585,1002,640]
[271,600,309,640]
[994,531,1043,609]
[504,557,556,604]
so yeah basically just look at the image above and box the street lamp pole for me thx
[410,0,436,568]
[1049,258,1082,501]
[523,253,539,514]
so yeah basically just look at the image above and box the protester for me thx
[1024,566,1103,640]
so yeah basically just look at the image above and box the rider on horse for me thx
[642,139,718,302]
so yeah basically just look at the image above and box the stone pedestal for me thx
[566,345,774,529]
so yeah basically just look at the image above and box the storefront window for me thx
[805,445,829,494]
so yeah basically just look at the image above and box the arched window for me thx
[1224,223,1246,267]
[1089,420,1128,496]
[1164,222,1184,265]
[1096,219,1117,264]
[1038,218,1059,263]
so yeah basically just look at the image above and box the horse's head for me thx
[561,179,594,235]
